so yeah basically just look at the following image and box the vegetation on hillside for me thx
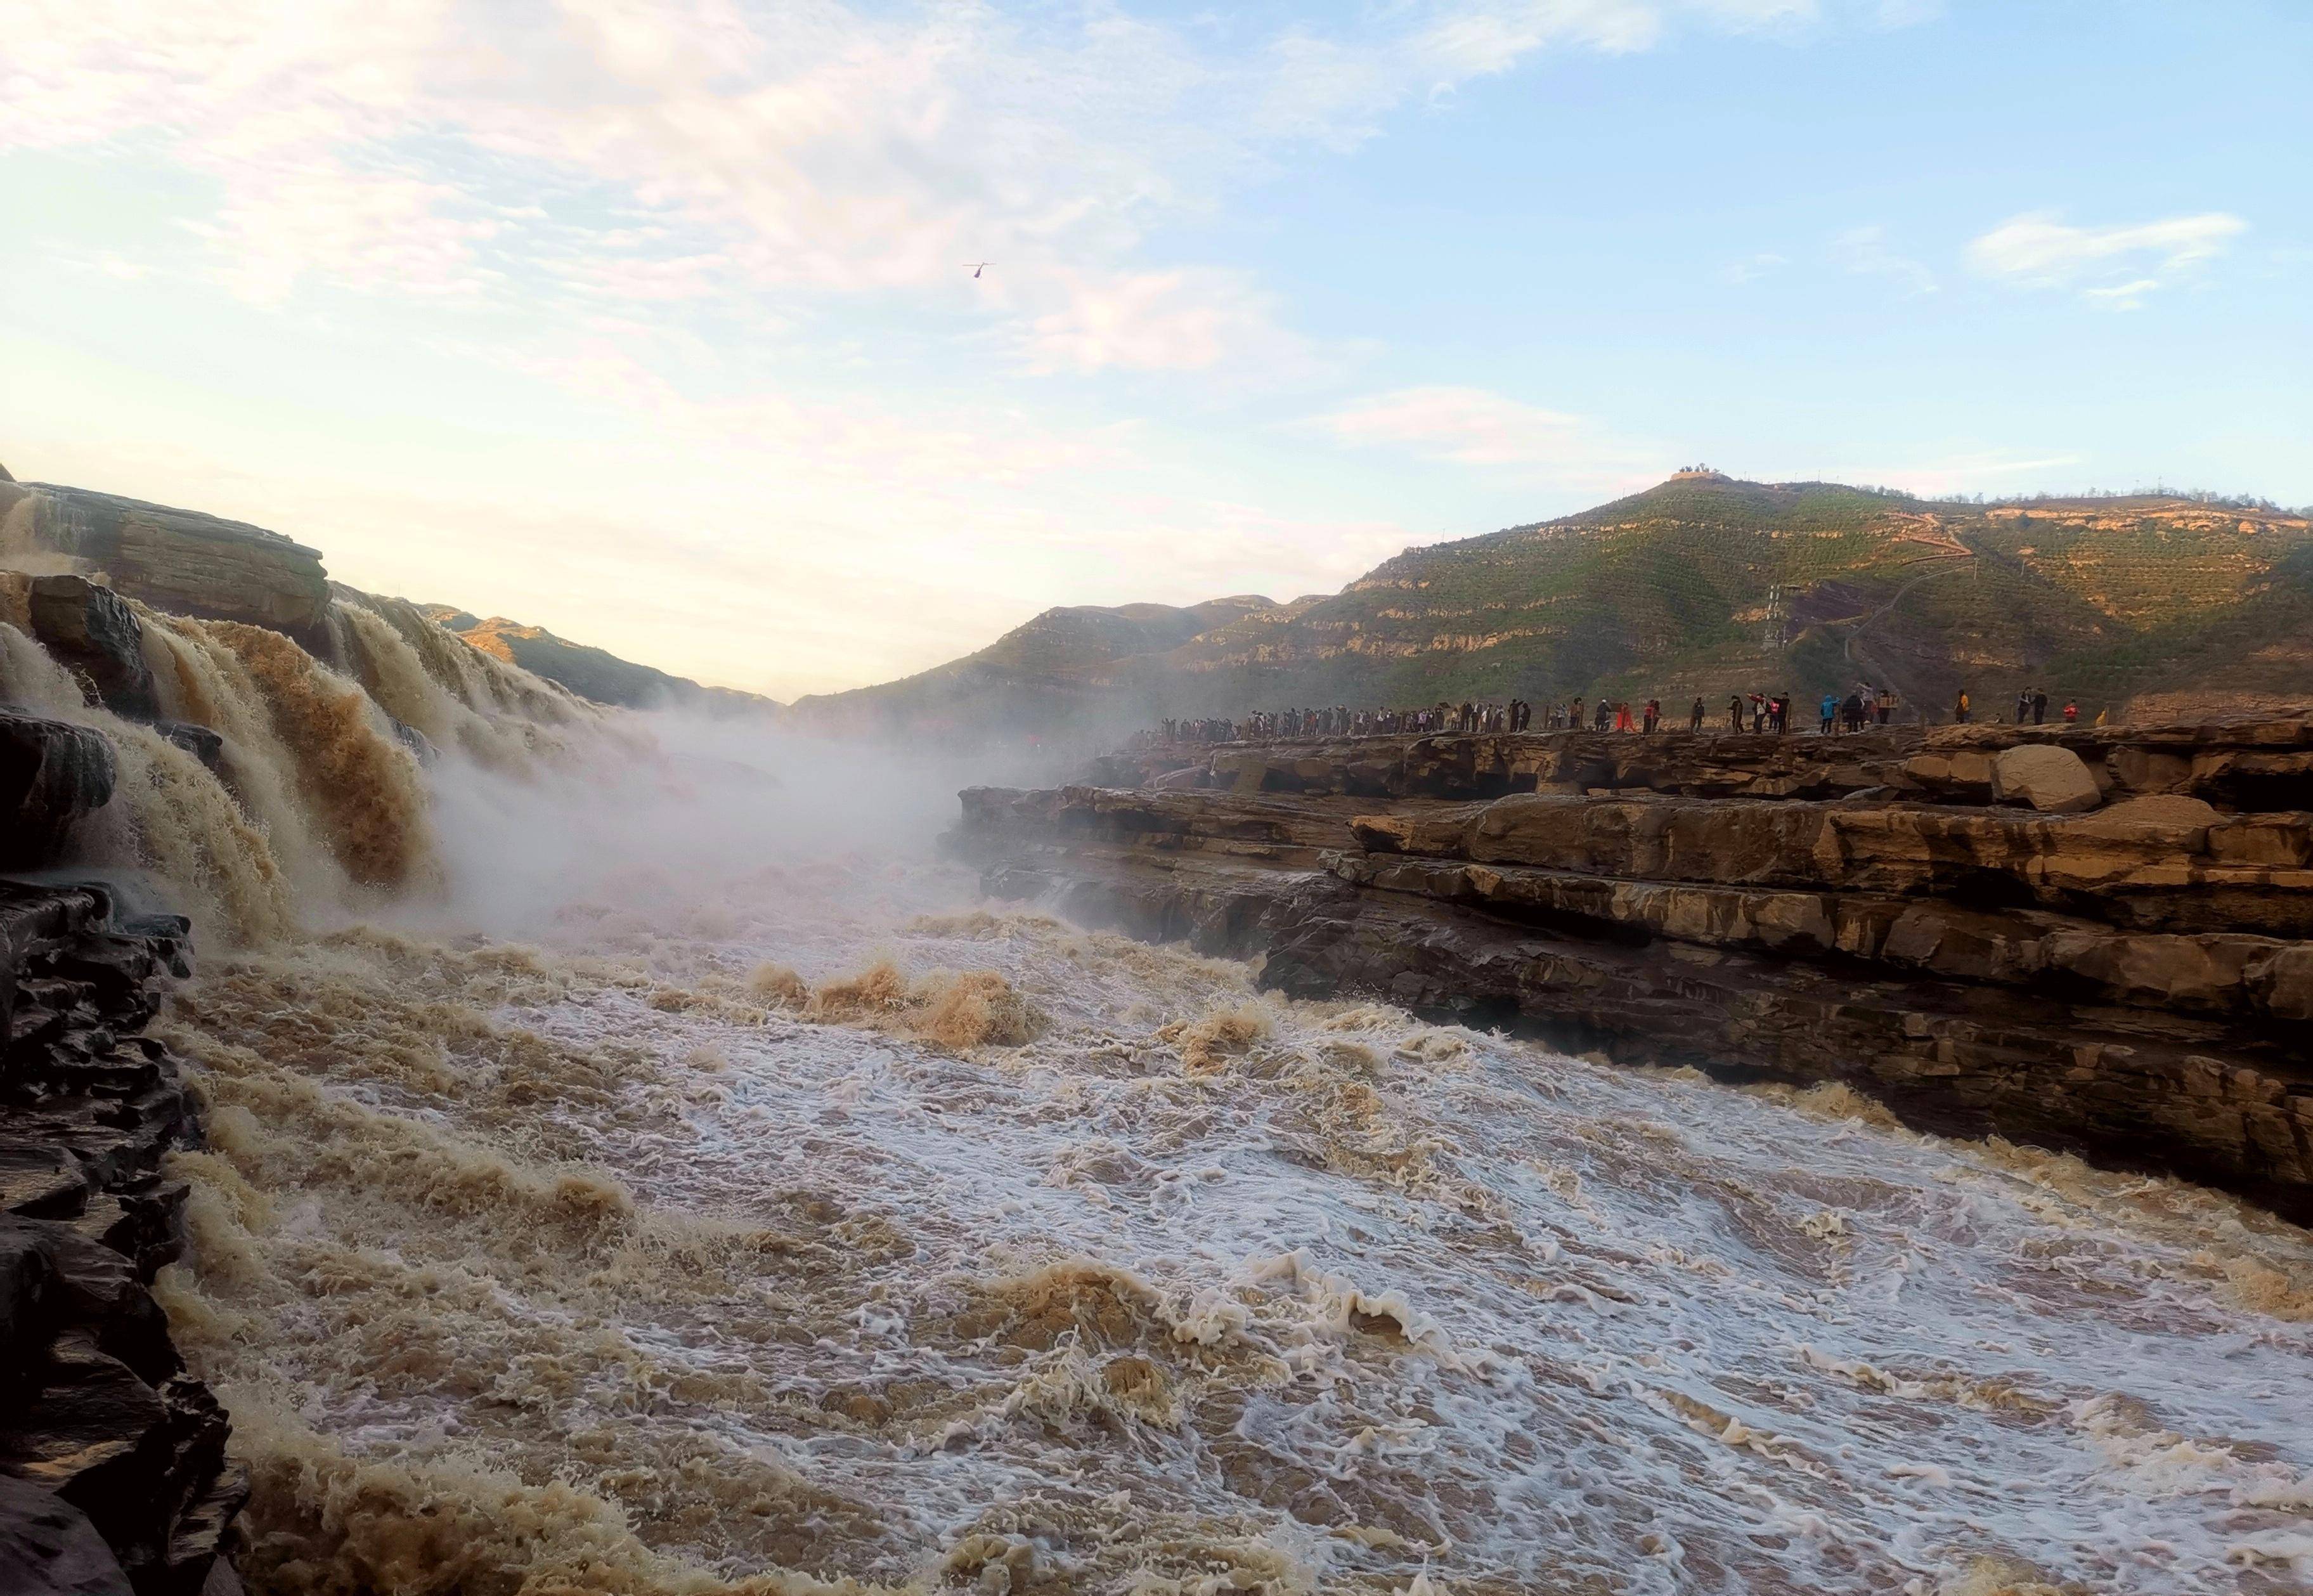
[800,476,2312,738]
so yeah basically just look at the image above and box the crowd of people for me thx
[1952,685,2077,726]
[1148,682,2084,746]
[1156,701,1540,744]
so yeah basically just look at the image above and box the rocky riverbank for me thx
[1,879,241,1596]
[954,718,2313,1222]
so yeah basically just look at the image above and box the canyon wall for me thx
[952,718,2313,1222]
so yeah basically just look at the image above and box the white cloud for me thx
[2,0,1971,695]
[1834,224,1936,294]
[1319,386,1656,488]
[1820,450,2086,497]
[8,0,1952,369]
[1725,250,1789,283]
[2080,277,2165,312]
[1964,211,2246,301]
[1025,268,1304,375]
[1415,0,1664,80]
[1685,0,1941,30]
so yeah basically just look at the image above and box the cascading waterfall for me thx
[0,617,84,715]
[138,606,354,907]
[1,589,593,940]
[193,619,437,893]
[4,618,295,940]
[336,597,585,774]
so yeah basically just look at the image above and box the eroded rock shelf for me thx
[955,718,2313,1223]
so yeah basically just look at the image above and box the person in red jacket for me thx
[2063,699,2079,724]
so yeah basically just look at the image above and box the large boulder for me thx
[1991,744,2101,814]
[0,1474,131,1596]
[26,580,156,721]
[0,715,115,869]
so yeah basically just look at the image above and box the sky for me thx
[3,0,2307,699]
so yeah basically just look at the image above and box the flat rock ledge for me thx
[956,718,2313,1224]
[0,881,243,1596]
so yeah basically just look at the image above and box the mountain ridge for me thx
[797,473,2312,738]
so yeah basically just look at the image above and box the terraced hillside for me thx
[803,474,2311,739]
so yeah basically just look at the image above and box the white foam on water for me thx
[9,607,2304,1593]
[156,798,2313,1595]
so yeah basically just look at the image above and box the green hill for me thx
[803,474,2312,738]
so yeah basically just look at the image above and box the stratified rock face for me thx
[0,715,115,871]
[13,487,329,639]
[952,718,2313,1222]
[26,580,156,722]
[0,883,241,1596]
[1992,743,2100,812]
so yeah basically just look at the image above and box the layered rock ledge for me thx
[1,881,242,1596]
[956,718,2313,1222]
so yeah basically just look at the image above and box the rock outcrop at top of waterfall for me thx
[1,477,772,713]
[950,717,2313,1223]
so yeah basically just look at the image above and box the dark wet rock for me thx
[0,881,238,1595]
[26,580,156,722]
[148,726,221,775]
[0,715,115,870]
[0,1472,132,1596]
[388,718,436,764]
[955,717,2313,1223]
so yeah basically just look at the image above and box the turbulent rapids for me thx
[5,601,2313,1595]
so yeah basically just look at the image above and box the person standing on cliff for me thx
[1728,694,1744,731]
[1955,688,1971,724]
[2031,687,2049,725]
[1690,696,1706,731]
[2063,698,2079,725]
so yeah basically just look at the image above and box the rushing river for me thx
[6,609,2313,1594]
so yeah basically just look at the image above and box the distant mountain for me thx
[421,607,779,715]
[800,474,2312,737]
[787,595,1289,734]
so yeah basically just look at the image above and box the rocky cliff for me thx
[1,881,242,1596]
[2,483,331,658]
[952,717,2313,1222]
